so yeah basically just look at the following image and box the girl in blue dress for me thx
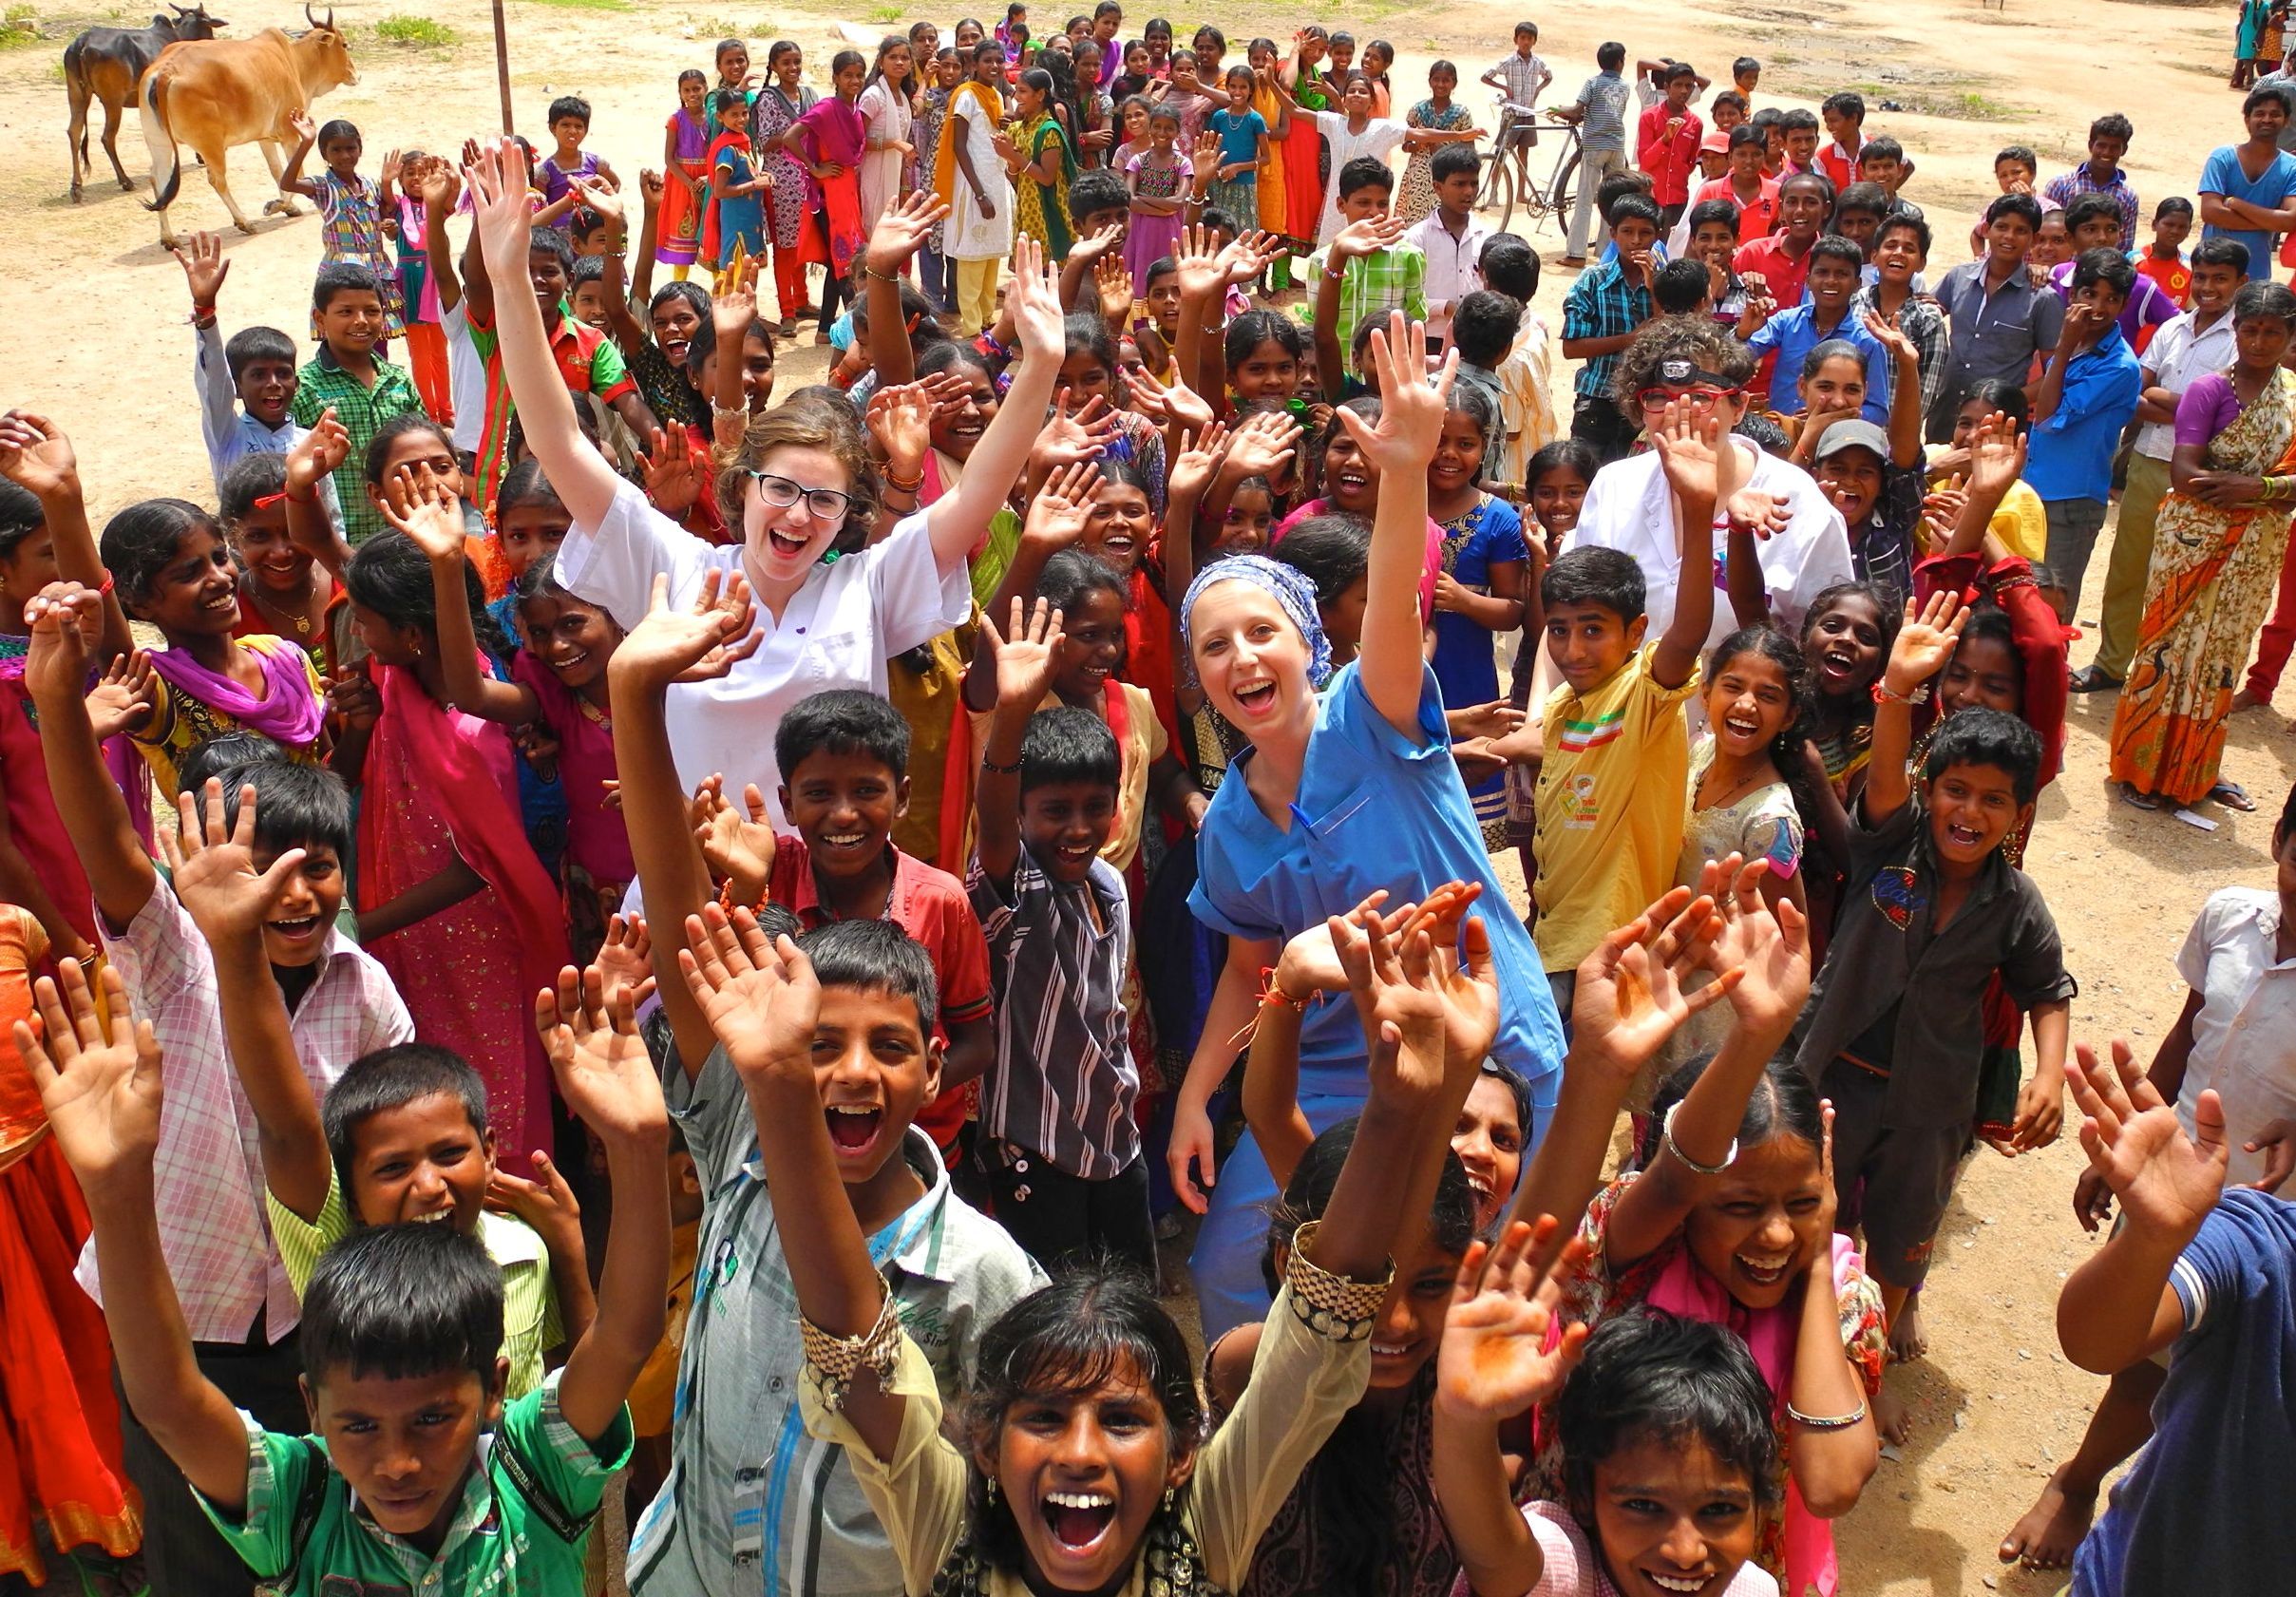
[1169,314,1566,1337]
[1427,385,1530,846]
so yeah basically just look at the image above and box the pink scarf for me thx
[146,637,326,750]
[1643,1233,1866,1597]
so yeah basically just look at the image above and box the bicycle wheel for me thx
[1549,147,1580,229]
[1487,152,1518,234]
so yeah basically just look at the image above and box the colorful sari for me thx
[1250,79,1290,236]
[1009,111,1077,259]
[2110,368,2296,806]
[795,95,869,280]
[658,105,712,268]
[0,907,140,1586]
[356,661,569,1169]
[1280,67,1330,245]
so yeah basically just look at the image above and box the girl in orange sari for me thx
[2111,281,2296,809]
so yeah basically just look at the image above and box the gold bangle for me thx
[1283,1221,1394,1340]
[798,1277,903,1410]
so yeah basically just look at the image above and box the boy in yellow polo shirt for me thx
[1527,405,1734,1018]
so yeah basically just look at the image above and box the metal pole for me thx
[493,0,513,134]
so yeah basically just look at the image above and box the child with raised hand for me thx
[1437,1295,1785,1597]
[605,570,1044,1597]
[168,775,588,1398]
[13,947,669,1596]
[1171,314,1565,1340]
[464,136,1066,837]
[280,113,406,348]
[677,842,1489,1597]
[2049,1042,2296,1592]
[334,524,570,1171]
[1793,594,2074,1430]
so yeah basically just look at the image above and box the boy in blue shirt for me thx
[1739,235,1889,423]
[2030,249,2144,622]
[2198,83,2296,280]
[1560,191,1660,461]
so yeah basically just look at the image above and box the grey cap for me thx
[1812,418,1890,462]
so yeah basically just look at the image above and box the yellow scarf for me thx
[933,80,1006,208]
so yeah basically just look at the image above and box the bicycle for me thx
[1477,95,1583,235]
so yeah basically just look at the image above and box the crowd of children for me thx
[4,9,2296,1596]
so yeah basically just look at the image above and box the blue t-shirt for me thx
[1744,301,1890,425]
[2199,143,2296,280]
[2073,1188,2296,1595]
[1209,106,1268,171]
[2024,324,2142,504]
[1188,658,1565,1097]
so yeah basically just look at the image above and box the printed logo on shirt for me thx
[1554,773,1602,831]
[1552,709,1626,755]
[1871,865,1925,929]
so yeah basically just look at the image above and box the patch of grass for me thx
[0,5,42,49]
[374,13,458,47]
[866,0,901,20]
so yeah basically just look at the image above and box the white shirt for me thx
[557,476,972,831]
[1406,211,1493,347]
[1311,111,1407,245]
[2175,887,2296,1190]
[1565,443,1852,654]
[2136,308,2238,461]
[442,301,489,453]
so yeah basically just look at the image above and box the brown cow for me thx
[138,3,355,247]
[65,4,224,201]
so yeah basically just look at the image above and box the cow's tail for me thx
[138,68,180,212]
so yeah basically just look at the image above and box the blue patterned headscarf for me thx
[1179,554,1333,691]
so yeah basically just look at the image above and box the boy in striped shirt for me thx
[1525,411,1728,1020]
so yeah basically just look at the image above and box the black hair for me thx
[312,260,380,314]
[361,410,456,487]
[1857,135,1904,167]
[1597,41,1625,71]
[1312,396,1379,490]
[1799,337,1866,390]
[1595,168,1655,220]
[2193,236,2253,276]
[1060,312,1118,379]
[773,688,913,784]
[959,1269,1202,1576]
[527,224,576,281]
[1807,234,1867,275]
[1607,192,1662,234]
[300,1222,504,1391]
[218,451,288,528]
[801,915,939,1033]
[1543,545,1644,621]
[1257,1117,1478,1593]
[2246,82,2294,120]
[322,1043,490,1196]
[2062,193,2122,237]
[1274,513,1373,609]
[1018,703,1120,796]
[1685,196,1741,239]
[204,753,354,862]
[1431,143,1480,184]
[1711,90,1748,119]
[1734,55,1760,77]
[1877,209,1932,256]
[1962,378,2030,430]
[1037,544,1130,622]
[1923,705,2042,805]
[570,256,605,294]
[346,532,513,660]
[1703,625,1816,811]
[1478,233,1538,302]
[1526,438,1599,495]
[1223,307,1305,370]
[100,498,222,611]
[1831,182,1888,225]
[1069,168,1130,226]
[1659,59,1697,85]
[1779,107,1819,135]
[1452,291,1523,368]
[2070,246,2137,301]
[1653,257,1712,315]
[1821,89,1865,122]
[2089,112,2134,145]
[176,732,287,797]
[1555,1309,1783,1514]
[1750,107,1783,135]
[223,324,297,384]
[1443,382,1497,455]
[1983,192,2044,232]
[314,118,359,148]
[496,457,567,524]
[1994,143,2038,173]
[1199,205,1238,238]
[712,86,747,119]
[1734,411,1790,454]
[1336,155,1395,200]
[2154,196,2195,223]
[1641,1050,1823,1173]
[510,545,589,619]
[1726,122,1765,153]
[919,338,996,385]
[547,93,591,126]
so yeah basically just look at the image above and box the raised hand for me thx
[1092,254,1134,323]
[572,172,623,226]
[713,255,763,339]
[1333,907,1452,1107]
[421,160,461,213]
[1331,212,1405,262]
[534,963,666,1143]
[168,780,306,944]
[2068,1040,2227,1244]
[1034,390,1123,468]
[691,773,777,897]
[465,135,542,281]
[1188,129,1222,183]
[1335,314,1453,477]
[1125,363,1214,432]
[11,961,163,1197]
[85,649,159,741]
[1170,222,1225,302]
[1006,235,1064,356]
[1859,310,1920,370]
[1569,885,1734,1084]
[1069,219,1125,267]
[20,581,104,705]
[593,912,657,1009]
[638,168,667,208]
[1695,853,1811,1037]
[1648,397,1743,513]
[1883,590,1966,694]
[378,459,469,562]
[1022,459,1102,548]
[981,594,1064,710]
[285,407,351,495]
[609,570,763,689]
[287,107,317,143]
[863,190,948,271]
[639,426,708,515]
[174,230,230,307]
[863,382,934,473]
[1217,229,1280,287]
[1165,422,1231,505]
[1723,485,1792,541]
[1223,408,1304,480]
[486,1150,582,1254]
[1964,410,2029,504]
[1433,1217,1591,1422]
[0,411,82,502]
[678,903,822,1088]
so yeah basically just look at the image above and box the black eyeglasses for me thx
[746,471,855,522]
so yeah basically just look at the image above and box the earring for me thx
[1162,1486,1176,1515]
[985,1477,999,1506]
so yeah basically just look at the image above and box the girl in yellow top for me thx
[677,880,1497,1597]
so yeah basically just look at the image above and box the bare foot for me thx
[1875,1378,1912,1447]
[2231,687,2271,713]
[1888,1294,1927,1361]
[1998,1467,2097,1569]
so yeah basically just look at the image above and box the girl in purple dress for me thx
[752,40,820,335]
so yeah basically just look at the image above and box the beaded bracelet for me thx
[1785,1397,1869,1431]
[1282,1221,1395,1342]
[799,1278,904,1411]
[1660,1101,1737,1177]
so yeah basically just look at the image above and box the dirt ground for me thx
[0,0,2286,1590]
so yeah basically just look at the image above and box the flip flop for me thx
[2209,778,2257,811]
[2120,784,2160,811]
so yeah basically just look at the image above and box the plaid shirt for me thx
[1851,285,1951,420]
[1562,257,1652,398]
[291,344,423,544]
[1491,50,1552,111]
[79,885,413,1345]
[2043,164,2142,251]
[1308,243,1429,364]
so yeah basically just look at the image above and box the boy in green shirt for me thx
[13,955,671,1596]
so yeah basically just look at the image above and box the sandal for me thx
[2068,665,2122,694]
[2209,778,2257,811]
[777,315,796,339]
[2120,784,2160,811]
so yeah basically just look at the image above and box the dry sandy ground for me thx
[0,0,2287,1591]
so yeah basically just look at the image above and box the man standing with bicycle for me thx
[1557,41,1635,266]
